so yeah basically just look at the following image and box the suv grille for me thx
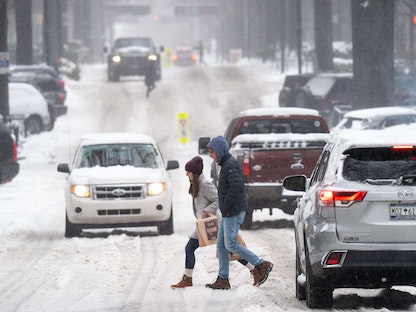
[93,184,144,200]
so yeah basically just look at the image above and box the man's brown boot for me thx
[250,268,261,286]
[205,276,230,290]
[170,275,193,289]
[255,260,273,286]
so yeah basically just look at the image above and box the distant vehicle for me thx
[294,73,354,123]
[333,106,416,131]
[106,37,163,82]
[172,47,197,66]
[64,40,90,64]
[9,81,53,135]
[278,73,314,107]
[0,119,19,184]
[10,65,67,120]
[199,107,330,229]
[284,130,416,309]
[57,133,179,237]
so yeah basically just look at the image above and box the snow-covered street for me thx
[1,61,416,311]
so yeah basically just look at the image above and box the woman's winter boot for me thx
[170,275,193,288]
[205,276,230,290]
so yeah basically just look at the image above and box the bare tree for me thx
[15,0,33,65]
[314,0,334,72]
[351,0,395,108]
[0,0,9,119]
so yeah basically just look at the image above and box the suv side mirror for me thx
[283,175,307,192]
[198,137,210,155]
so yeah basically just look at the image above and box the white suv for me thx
[283,130,416,308]
[57,133,179,237]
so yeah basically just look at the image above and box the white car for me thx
[332,106,416,131]
[9,81,52,134]
[57,133,179,237]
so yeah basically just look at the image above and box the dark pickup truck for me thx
[0,119,19,184]
[199,107,330,229]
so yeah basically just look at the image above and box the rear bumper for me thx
[0,162,19,184]
[313,250,416,288]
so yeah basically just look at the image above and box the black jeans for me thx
[185,237,249,269]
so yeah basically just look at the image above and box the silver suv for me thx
[283,131,416,309]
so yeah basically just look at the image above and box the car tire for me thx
[305,243,333,308]
[240,207,253,230]
[65,214,82,238]
[158,208,174,235]
[25,115,43,135]
[295,247,306,300]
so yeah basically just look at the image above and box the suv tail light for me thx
[319,189,367,207]
[59,92,66,102]
[12,140,18,161]
[58,78,65,88]
[242,152,250,177]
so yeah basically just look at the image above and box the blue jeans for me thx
[217,211,263,279]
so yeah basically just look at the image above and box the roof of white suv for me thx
[79,133,156,145]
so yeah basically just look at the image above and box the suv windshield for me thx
[114,38,152,49]
[343,147,416,183]
[238,118,327,134]
[76,143,161,168]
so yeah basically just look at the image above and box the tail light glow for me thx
[319,189,367,207]
[242,153,250,177]
[391,145,414,150]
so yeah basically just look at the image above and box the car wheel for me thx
[158,208,174,235]
[25,115,43,135]
[65,214,82,238]
[240,207,253,230]
[295,247,306,300]
[305,244,333,308]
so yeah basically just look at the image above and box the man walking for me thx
[205,136,273,289]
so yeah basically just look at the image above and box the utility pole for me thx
[0,0,9,120]
[296,0,302,74]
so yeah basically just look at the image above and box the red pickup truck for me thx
[199,107,330,229]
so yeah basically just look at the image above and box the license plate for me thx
[390,203,416,220]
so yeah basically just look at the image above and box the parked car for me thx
[9,81,53,135]
[57,133,180,237]
[278,73,314,107]
[64,40,90,64]
[294,73,354,123]
[198,107,330,229]
[9,65,67,119]
[172,47,197,66]
[332,106,416,131]
[0,118,19,184]
[283,130,416,308]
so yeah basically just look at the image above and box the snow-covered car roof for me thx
[330,130,416,151]
[342,106,416,119]
[79,132,156,146]
[239,107,320,117]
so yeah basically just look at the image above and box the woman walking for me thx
[170,156,258,288]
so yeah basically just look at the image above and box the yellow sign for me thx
[177,112,189,143]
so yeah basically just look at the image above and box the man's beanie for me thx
[185,156,203,175]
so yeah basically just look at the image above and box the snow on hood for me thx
[69,165,164,185]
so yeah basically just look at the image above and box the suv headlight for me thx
[70,184,90,198]
[148,182,166,195]
[111,55,121,63]
[148,54,157,61]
